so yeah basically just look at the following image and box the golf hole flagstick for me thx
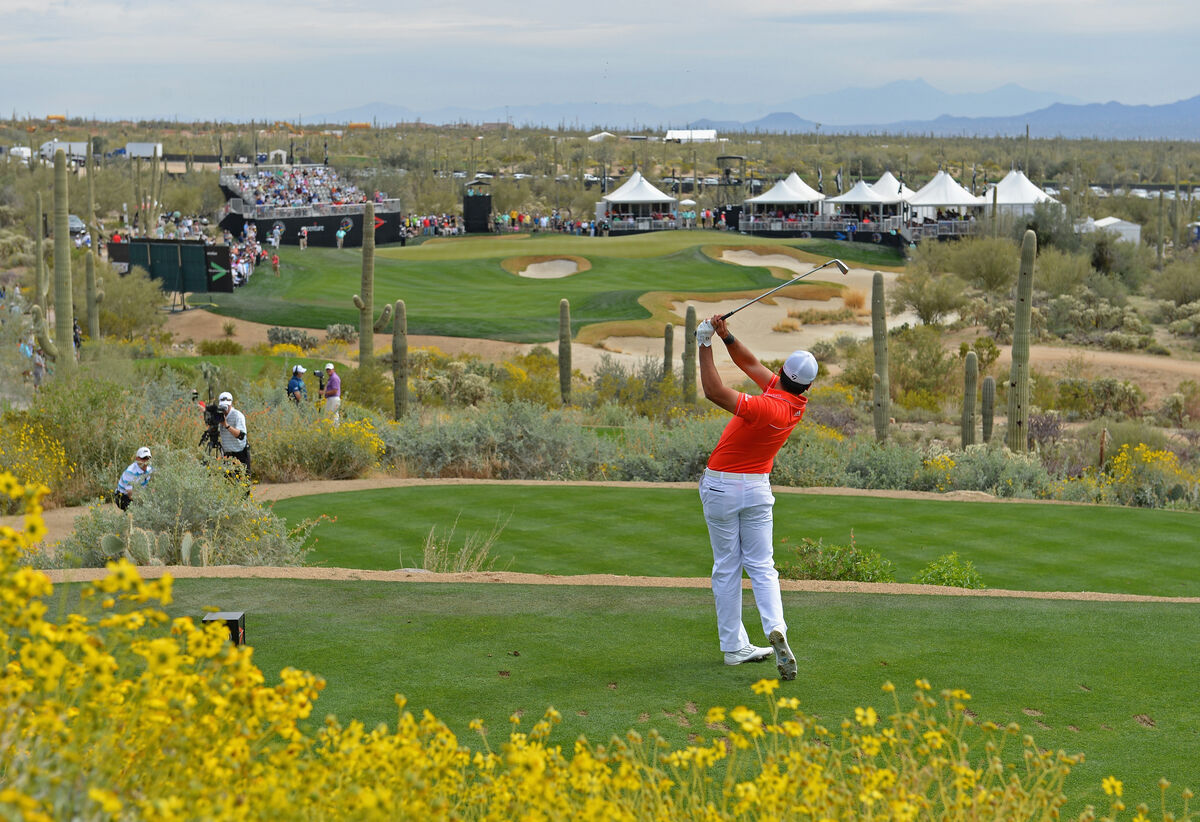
[720,258,850,321]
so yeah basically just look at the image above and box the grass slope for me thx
[201,234,903,342]
[146,577,1200,815]
[273,485,1200,597]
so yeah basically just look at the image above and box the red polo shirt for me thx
[707,374,808,474]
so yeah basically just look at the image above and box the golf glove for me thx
[695,319,714,347]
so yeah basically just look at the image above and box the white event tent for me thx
[744,172,824,215]
[600,171,677,223]
[872,171,916,203]
[984,169,1059,216]
[907,170,983,221]
[827,179,890,221]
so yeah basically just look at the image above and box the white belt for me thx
[705,468,769,480]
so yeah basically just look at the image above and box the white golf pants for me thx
[699,470,787,652]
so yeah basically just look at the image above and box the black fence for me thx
[108,240,234,293]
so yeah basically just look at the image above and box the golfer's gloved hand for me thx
[695,319,714,348]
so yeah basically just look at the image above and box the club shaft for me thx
[720,259,837,320]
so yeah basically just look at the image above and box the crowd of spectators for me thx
[227,167,369,209]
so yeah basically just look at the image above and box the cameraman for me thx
[215,391,250,475]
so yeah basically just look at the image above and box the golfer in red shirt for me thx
[696,313,818,680]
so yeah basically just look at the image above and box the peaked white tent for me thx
[827,179,888,206]
[872,171,915,204]
[600,171,677,227]
[907,170,983,209]
[602,171,676,206]
[744,172,824,218]
[985,169,1059,215]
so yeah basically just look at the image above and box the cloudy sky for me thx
[2,0,1197,121]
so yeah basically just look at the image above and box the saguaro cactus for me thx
[871,271,890,442]
[34,192,46,313]
[353,203,392,365]
[961,351,978,448]
[393,299,408,419]
[1005,230,1037,453]
[662,323,673,381]
[85,252,103,341]
[981,376,996,443]
[558,298,572,405]
[682,305,697,402]
[52,151,75,371]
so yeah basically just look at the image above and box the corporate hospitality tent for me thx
[745,172,824,213]
[1078,216,1142,244]
[827,179,891,220]
[907,170,983,222]
[872,171,916,204]
[985,169,1059,215]
[601,171,677,219]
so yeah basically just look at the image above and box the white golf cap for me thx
[218,391,233,402]
[782,350,818,385]
[218,400,232,412]
[135,446,152,459]
[324,362,334,370]
[293,365,307,374]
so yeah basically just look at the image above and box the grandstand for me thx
[218,163,406,247]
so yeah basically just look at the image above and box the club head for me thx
[832,259,850,275]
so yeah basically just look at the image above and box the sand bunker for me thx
[520,259,579,278]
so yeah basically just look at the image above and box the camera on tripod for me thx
[199,402,225,453]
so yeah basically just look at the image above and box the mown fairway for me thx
[271,484,1200,597]
[201,233,904,341]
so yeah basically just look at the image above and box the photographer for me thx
[287,365,308,404]
[215,391,250,476]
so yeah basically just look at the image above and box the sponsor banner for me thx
[107,240,234,293]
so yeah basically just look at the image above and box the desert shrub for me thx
[808,338,837,364]
[338,362,395,415]
[410,360,493,408]
[913,551,985,588]
[948,445,1051,498]
[95,264,168,341]
[889,325,957,402]
[266,327,319,349]
[785,306,854,324]
[53,447,320,568]
[1034,246,1094,297]
[1148,255,1200,306]
[385,401,607,480]
[497,347,561,405]
[588,354,683,421]
[888,267,967,325]
[776,532,895,582]
[252,407,384,482]
[946,235,1018,298]
[957,336,1001,375]
[416,515,511,573]
[1054,378,1146,420]
[0,227,32,266]
[603,415,719,482]
[325,323,358,343]
[1102,442,1199,509]
[800,383,862,437]
[842,439,923,490]
[269,342,305,358]
[197,338,244,356]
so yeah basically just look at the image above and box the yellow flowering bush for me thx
[1047,443,1199,509]
[268,343,305,358]
[0,475,1191,820]
[253,412,385,482]
[0,418,73,515]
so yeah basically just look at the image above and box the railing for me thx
[608,218,678,231]
[739,215,976,239]
[224,198,405,219]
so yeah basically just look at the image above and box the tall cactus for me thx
[85,252,103,341]
[662,323,673,381]
[558,298,572,405]
[34,192,47,313]
[961,351,978,448]
[52,150,75,371]
[30,306,58,361]
[981,376,996,443]
[1005,230,1037,453]
[393,299,408,419]
[86,132,97,242]
[871,271,890,441]
[352,203,391,365]
[682,305,697,402]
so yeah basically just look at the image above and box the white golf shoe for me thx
[769,630,797,681]
[724,645,773,666]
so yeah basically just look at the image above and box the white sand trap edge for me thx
[519,259,579,278]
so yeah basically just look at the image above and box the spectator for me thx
[114,446,153,510]
[287,365,308,404]
[322,363,341,422]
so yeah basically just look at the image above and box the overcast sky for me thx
[2,0,1197,121]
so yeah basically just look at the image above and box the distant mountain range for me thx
[310,79,1200,141]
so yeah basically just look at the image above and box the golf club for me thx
[720,258,850,320]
